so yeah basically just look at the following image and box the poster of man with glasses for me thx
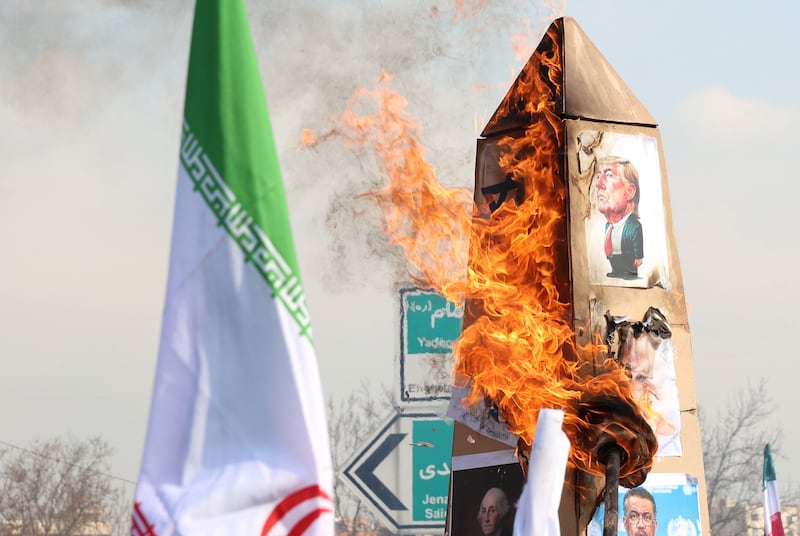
[587,473,702,536]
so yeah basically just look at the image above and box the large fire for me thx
[332,22,655,485]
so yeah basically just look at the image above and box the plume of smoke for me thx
[251,0,564,293]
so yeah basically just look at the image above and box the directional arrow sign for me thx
[341,410,453,533]
[354,432,407,511]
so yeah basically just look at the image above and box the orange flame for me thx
[339,71,474,295]
[337,24,654,484]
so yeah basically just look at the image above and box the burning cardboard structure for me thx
[446,18,709,535]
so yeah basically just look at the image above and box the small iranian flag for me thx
[763,443,786,536]
[131,1,334,535]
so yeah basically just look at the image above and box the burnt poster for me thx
[577,131,670,289]
[605,307,681,456]
[446,384,518,448]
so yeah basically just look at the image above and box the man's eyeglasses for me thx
[625,511,654,525]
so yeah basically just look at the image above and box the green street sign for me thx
[403,289,463,356]
[400,288,463,402]
[412,419,453,522]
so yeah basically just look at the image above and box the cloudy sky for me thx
[2,0,799,498]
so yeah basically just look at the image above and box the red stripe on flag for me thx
[261,485,332,536]
[287,507,334,536]
[771,513,786,536]
[131,502,157,536]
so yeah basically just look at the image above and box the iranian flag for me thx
[763,443,785,536]
[131,1,334,534]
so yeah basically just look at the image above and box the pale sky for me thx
[1,0,799,499]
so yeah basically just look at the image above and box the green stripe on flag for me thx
[180,0,310,339]
[764,443,777,485]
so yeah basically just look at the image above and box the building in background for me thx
[745,503,799,536]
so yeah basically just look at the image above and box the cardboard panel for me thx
[447,17,708,536]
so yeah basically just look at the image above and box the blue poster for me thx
[588,473,702,536]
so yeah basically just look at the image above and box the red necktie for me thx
[604,225,613,256]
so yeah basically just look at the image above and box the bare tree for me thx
[327,382,398,536]
[700,379,788,536]
[0,436,129,536]
[107,483,136,536]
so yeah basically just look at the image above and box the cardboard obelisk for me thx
[446,18,709,535]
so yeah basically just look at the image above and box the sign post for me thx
[341,410,453,534]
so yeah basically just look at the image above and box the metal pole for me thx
[603,446,621,536]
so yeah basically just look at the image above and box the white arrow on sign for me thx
[341,409,453,533]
